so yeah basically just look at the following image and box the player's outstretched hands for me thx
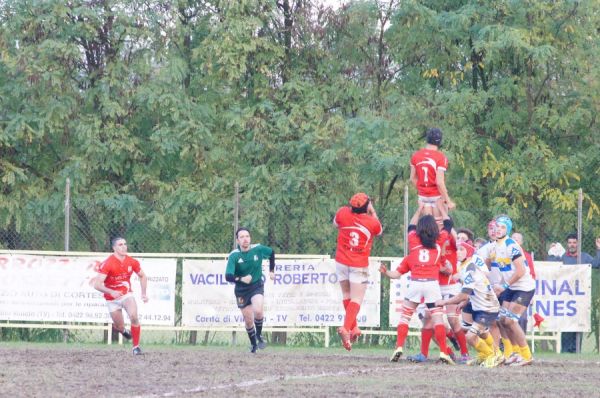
[379,264,388,275]
[596,238,600,250]
[269,272,275,280]
[141,294,149,303]
[434,299,446,307]
[240,275,253,284]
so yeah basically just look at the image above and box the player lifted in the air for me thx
[410,128,455,219]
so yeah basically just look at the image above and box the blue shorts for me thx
[462,301,473,315]
[502,288,535,307]
[472,310,498,328]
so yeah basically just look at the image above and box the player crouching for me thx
[435,242,503,367]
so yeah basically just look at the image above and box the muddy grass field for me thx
[2,343,600,397]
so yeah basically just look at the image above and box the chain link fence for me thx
[1,181,600,350]
[0,182,598,259]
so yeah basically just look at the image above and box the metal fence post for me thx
[576,188,583,354]
[231,181,240,346]
[234,181,239,250]
[577,189,583,264]
[403,185,409,256]
[64,178,70,252]
[63,177,71,343]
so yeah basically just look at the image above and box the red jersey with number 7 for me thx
[396,230,449,279]
[334,206,382,267]
[98,254,141,301]
[410,148,448,197]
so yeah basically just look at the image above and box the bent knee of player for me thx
[465,333,478,346]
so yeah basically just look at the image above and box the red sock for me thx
[342,299,357,329]
[434,324,448,353]
[342,299,351,309]
[396,323,409,348]
[421,328,433,357]
[455,329,469,355]
[343,301,360,331]
[131,325,141,347]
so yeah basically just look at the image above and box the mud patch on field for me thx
[1,344,599,397]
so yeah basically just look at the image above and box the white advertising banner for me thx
[182,259,380,327]
[0,254,176,325]
[387,260,591,332]
[528,262,591,332]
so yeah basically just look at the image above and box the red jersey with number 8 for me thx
[410,148,448,197]
[396,230,449,279]
[334,206,382,267]
[98,254,141,301]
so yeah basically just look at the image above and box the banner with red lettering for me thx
[0,254,176,325]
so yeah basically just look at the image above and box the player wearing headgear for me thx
[380,202,455,364]
[225,228,276,353]
[437,241,502,367]
[334,193,382,351]
[491,215,535,366]
[410,128,455,218]
[438,229,470,362]
[476,219,503,349]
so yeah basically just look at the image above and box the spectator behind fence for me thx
[546,233,600,353]
[547,233,600,267]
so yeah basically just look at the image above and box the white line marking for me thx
[150,366,399,397]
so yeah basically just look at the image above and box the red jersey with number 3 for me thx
[334,206,382,267]
[98,254,141,301]
[396,230,449,279]
[410,148,448,197]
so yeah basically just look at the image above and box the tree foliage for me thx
[0,0,598,257]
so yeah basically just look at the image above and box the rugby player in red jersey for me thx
[334,193,382,351]
[94,237,148,355]
[410,128,455,218]
[438,230,470,362]
[380,202,455,364]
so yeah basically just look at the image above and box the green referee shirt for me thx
[226,244,273,284]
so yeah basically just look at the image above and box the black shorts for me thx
[502,288,535,308]
[234,281,264,309]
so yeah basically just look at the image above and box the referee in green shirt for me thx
[225,227,275,353]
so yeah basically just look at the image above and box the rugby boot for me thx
[407,353,428,363]
[504,352,521,366]
[121,329,132,340]
[250,344,258,353]
[132,346,143,356]
[511,356,533,367]
[439,351,456,365]
[257,336,267,350]
[390,346,403,362]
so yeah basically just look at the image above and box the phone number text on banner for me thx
[182,259,380,327]
[0,254,176,325]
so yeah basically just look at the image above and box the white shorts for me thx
[440,283,462,300]
[418,195,441,207]
[106,293,135,313]
[336,262,369,284]
[405,279,442,304]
